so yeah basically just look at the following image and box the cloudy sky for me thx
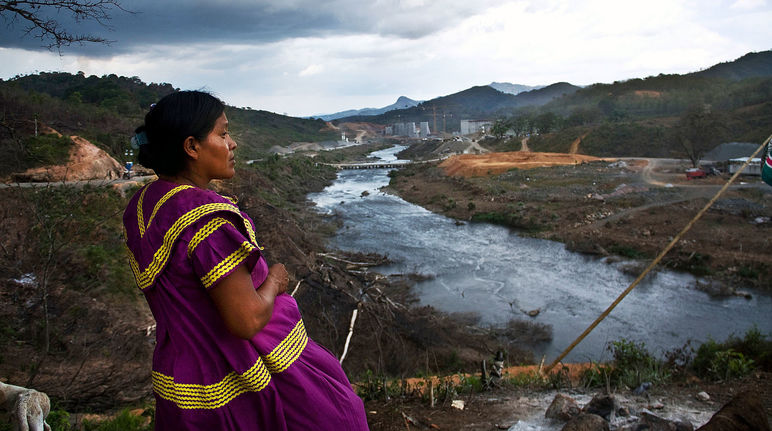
[0,0,770,117]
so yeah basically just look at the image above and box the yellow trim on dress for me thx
[143,185,194,237]
[187,217,234,258]
[131,203,243,290]
[200,241,257,288]
[127,184,264,291]
[136,184,149,237]
[262,320,308,374]
[151,357,271,410]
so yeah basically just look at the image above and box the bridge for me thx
[324,158,448,170]
[327,162,413,170]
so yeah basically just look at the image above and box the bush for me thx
[692,327,770,379]
[607,339,669,388]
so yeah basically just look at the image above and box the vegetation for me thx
[0,72,339,177]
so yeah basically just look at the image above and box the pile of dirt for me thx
[11,134,122,182]
[439,151,612,177]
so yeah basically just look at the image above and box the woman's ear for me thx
[183,136,199,160]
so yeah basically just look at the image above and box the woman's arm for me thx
[208,263,289,339]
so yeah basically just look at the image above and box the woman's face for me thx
[195,112,237,180]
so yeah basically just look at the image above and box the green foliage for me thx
[356,370,409,401]
[46,409,73,431]
[693,327,770,379]
[23,134,73,168]
[608,339,670,388]
[82,409,153,431]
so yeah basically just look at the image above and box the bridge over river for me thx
[324,158,446,170]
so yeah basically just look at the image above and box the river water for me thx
[309,146,772,362]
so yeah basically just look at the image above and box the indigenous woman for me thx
[123,91,369,430]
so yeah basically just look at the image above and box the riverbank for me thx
[386,154,771,290]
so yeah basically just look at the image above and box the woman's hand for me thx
[209,263,290,339]
[263,263,289,295]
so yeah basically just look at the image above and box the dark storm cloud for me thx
[0,0,498,55]
[0,0,500,56]
[0,0,343,54]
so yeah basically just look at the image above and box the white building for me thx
[460,119,492,135]
[728,158,762,176]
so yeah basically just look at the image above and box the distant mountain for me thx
[692,51,772,81]
[337,83,580,131]
[314,96,420,121]
[488,82,544,95]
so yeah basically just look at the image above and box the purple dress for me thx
[123,180,368,430]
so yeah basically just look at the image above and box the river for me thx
[309,146,772,362]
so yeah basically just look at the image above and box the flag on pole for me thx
[763,143,772,186]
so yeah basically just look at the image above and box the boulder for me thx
[546,393,581,421]
[696,390,770,431]
[583,395,617,421]
[641,411,694,431]
[561,413,609,431]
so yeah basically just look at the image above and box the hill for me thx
[313,96,420,121]
[0,72,338,177]
[488,82,544,95]
[492,50,772,158]
[337,83,580,132]
[694,50,772,81]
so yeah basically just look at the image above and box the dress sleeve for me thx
[187,212,262,290]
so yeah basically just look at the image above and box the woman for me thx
[123,91,369,430]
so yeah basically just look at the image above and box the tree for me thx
[0,0,126,49]
[674,105,727,167]
[491,118,510,140]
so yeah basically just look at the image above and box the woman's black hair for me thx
[135,91,226,176]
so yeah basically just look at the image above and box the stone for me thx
[546,393,581,421]
[583,395,617,420]
[696,392,710,402]
[561,413,610,431]
[641,411,694,431]
[0,381,51,431]
[696,390,770,431]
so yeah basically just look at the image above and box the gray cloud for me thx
[0,0,504,54]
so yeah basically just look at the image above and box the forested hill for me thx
[0,72,337,176]
[337,83,581,129]
[693,50,772,81]
[490,50,772,159]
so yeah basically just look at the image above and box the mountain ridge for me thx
[313,96,420,121]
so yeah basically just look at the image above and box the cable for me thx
[544,134,772,374]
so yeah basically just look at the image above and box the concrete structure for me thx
[460,119,492,135]
[419,122,431,137]
[728,158,762,176]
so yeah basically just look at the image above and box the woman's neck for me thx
[159,171,208,188]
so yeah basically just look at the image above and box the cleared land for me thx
[389,151,772,289]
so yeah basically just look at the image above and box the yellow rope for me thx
[544,134,772,374]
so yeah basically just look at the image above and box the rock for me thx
[696,390,770,431]
[696,392,710,402]
[583,395,617,420]
[649,401,665,410]
[561,413,609,431]
[642,411,694,431]
[0,381,51,431]
[633,382,652,395]
[546,393,581,421]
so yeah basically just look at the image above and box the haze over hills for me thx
[488,82,545,95]
[313,96,420,121]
